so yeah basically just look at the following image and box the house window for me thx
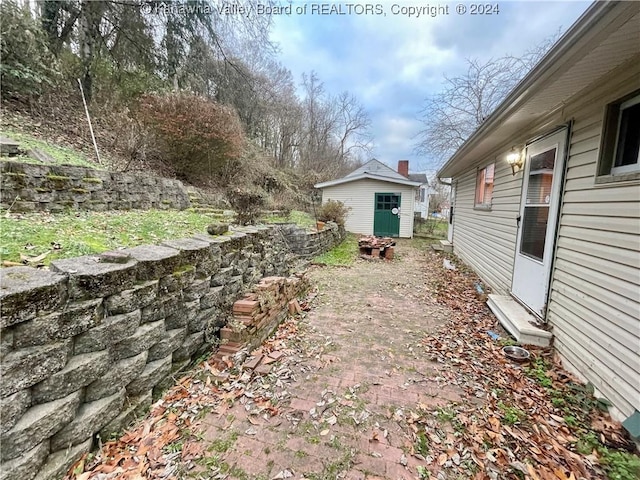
[420,188,425,203]
[597,91,640,182]
[475,163,494,209]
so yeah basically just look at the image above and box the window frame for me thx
[596,89,640,184]
[474,162,495,210]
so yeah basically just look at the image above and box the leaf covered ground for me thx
[65,240,638,480]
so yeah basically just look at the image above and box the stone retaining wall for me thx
[0,225,337,480]
[0,161,190,213]
[277,222,346,257]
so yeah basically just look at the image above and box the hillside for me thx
[0,0,369,207]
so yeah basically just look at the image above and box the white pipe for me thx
[77,78,102,165]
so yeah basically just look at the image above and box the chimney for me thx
[397,160,409,178]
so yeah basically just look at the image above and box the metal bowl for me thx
[502,345,530,362]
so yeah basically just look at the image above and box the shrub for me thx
[0,1,59,101]
[317,200,351,227]
[136,93,245,184]
[227,188,266,225]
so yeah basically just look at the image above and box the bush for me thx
[227,188,266,225]
[137,93,245,184]
[317,200,351,227]
[0,1,59,101]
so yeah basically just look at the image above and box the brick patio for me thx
[195,240,464,479]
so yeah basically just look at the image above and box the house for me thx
[314,159,422,238]
[437,0,639,426]
[407,172,432,219]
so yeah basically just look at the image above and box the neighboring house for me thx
[407,173,432,219]
[315,159,422,238]
[437,0,639,426]
[439,201,451,219]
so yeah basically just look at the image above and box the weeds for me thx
[498,402,524,425]
[415,431,430,456]
[435,406,457,423]
[599,447,640,480]
[208,431,238,453]
[525,357,553,388]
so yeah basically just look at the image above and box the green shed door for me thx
[373,193,401,237]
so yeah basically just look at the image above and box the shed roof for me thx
[315,159,422,188]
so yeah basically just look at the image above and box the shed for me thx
[315,159,421,238]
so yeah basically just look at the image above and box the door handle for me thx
[516,215,521,228]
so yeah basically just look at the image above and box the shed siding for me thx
[548,68,640,419]
[452,160,521,293]
[321,179,416,238]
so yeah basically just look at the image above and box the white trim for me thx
[611,92,640,175]
[315,173,422,189]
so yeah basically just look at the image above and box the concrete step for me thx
[487,294,552,347]
[439,240,453,253]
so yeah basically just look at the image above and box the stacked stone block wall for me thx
[0,161,190,213]
[0,226,305,480]
[277,222,346,257]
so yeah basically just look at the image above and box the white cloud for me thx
[269,1,591,172]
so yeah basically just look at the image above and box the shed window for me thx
[475,163,494,209]
[597,91,640,182]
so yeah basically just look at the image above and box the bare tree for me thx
[297,72,372,176]
[335,91,372,162]
[415,34,560,168]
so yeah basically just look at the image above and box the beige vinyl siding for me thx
[547,65,640,419]
[452,160,521,293]
[321,179,416,238]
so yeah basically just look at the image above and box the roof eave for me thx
[315,173,422,189]
[437,0,617,179]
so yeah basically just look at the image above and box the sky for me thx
[269,0,592,175]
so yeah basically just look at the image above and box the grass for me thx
[413,217,448,239]
[306,450,354,480]
[209,431,238,453]
[313,233,357,266]
[261,210,316,229]
[0,209,219,266]
[1,129,101,168]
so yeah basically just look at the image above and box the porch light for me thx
[507,148,524,175]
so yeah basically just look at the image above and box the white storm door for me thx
[447,184,455,243]
[511,129,567,318]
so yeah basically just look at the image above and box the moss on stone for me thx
[82,177,103,184]
[173,264,195,276]
[45,174,71,181]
